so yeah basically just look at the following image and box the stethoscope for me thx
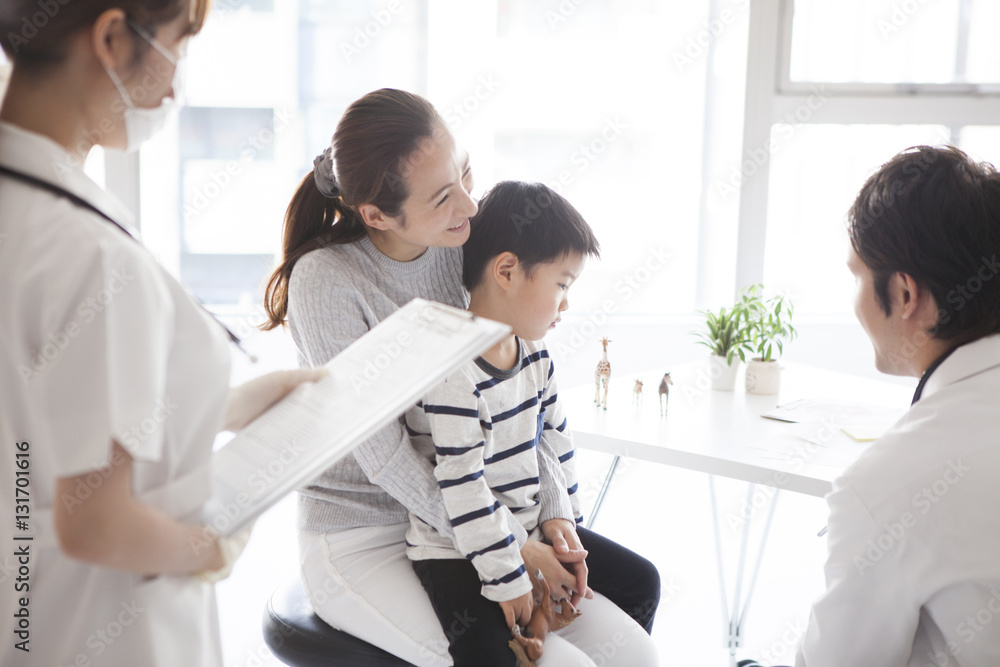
[0,163,258,363]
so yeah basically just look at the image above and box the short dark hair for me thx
[462,181,600,291]
[847,145,1000,344]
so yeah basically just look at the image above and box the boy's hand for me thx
[499,591,534,630]
[541,519,593,605]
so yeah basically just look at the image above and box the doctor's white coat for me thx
[797,334,1000,667]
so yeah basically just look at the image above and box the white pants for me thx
[299,523,658,667]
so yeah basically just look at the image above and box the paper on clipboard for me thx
[202,299,511,536]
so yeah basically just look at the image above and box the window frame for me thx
[99,0,1000,313]
[733,0,1000,295]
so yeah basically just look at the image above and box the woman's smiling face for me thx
[366,123,477,261]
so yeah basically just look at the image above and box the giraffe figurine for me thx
[594,337,612,410]
[658,372,673,417]
[632,380,643,406]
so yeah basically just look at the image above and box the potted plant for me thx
[693,289,760,390]
[744,286,797,395]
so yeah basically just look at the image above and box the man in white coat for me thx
[746,145,1000,667]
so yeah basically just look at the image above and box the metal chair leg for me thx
[586,455,621,530]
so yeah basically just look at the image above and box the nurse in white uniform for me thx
[0,2,321,665]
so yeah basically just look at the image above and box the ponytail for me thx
[260,173,366,331]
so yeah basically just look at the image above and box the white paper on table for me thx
[762,398,905,442]
[202,299,511,536]
[745,421,874,468]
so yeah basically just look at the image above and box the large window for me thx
[425,0,750,314]
[789,0,1000,85]
[13,1,1000,334]
[736,0,1000,319]
[131,0,751,320]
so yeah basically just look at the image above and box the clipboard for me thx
[202,299,510,536]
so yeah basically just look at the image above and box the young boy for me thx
[404,182,658,666]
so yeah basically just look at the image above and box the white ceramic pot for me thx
[745,359,781,395]
[708,354,740,391]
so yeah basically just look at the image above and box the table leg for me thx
[708,476,781,666]
[586,454,621,530]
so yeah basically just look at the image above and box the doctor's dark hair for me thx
[0,0,210,70]
[462,181,600,292]
[847,145,1000,344]
[261,88,444,330]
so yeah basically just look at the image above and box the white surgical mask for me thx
[102,19,185,152]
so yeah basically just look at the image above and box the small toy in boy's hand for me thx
[508,624,539,667]
[508,569,553,666]
[508,569,583,667]
[553,597,582,629]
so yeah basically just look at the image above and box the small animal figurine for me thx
[658,372,673,417]
[632,379,643,406]
[508,569,582,667]
[594,337,612,410]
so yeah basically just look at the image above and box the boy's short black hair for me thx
[462,181,601,291]
[847,145,1000,344]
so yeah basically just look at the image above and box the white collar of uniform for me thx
[0,120,136,230]
[919,333,1000,401]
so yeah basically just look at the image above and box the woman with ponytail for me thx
[263,89,660,666]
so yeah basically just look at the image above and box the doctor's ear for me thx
[893,271,935,321]
[490,252,520,292]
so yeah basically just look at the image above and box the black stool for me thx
[262,579,416,667]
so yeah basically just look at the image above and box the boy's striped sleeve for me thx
[424,375,532,602]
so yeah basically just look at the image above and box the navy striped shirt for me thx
[404,338,581,602]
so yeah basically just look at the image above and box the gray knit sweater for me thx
[287,235,471,535]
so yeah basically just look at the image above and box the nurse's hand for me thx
[223,368,327,432]
[196,523,254,583]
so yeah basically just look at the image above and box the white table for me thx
[562,361,915,665]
